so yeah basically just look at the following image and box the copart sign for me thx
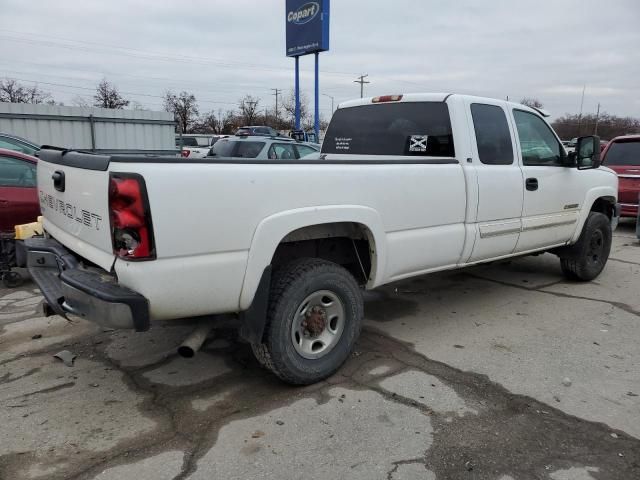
[285,0,330,57]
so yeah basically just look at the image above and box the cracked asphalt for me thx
[1,221,639,480]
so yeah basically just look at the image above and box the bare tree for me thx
[238,95,260,125]
[164,90,199,133]
[0,78,52,104]
[93,79,130,109]
[520,98,544,109]
[552,112,640,140]
[191,111,218,134]
[282,89,310,129]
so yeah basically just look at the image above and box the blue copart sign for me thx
[286,0,330,57]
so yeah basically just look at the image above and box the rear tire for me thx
[251,258,363,385]
[559,212,611,281]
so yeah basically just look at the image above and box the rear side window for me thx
[210,139,235,157]
[471,104,514,165]
[322,102,455,157]
[0,156,36,187]
[235,141,265,158]
[603,141,640,166]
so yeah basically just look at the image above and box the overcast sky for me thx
[1,0,639,120]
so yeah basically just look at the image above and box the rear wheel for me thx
[559,212,611,281]
[251,258,363,385]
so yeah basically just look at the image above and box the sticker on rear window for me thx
[334,137,352,151]
[409,135,428,152]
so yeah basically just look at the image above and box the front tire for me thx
[559,212,612,281]
[251,258,363,385]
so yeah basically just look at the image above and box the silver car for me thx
[207,136,320,160]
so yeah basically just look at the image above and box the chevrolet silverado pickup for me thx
[26,93,619,385]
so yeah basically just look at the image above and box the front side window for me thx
[471,104,514,165]
[603,140,640,166]
[513,110,562,166]
[0,156,36,187]
[268,143,296,159]
[322,102,455,157]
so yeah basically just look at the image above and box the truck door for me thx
[466,101,524,262]
[510,109,582,253]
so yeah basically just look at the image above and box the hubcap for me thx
[291,290,345,360]
[587,229,605,265]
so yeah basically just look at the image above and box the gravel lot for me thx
[1,221,639,480]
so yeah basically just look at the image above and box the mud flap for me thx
[238,266,272,344]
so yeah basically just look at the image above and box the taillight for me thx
[372,95,403,103]
[109,174,155,260]
[181,149,191,157]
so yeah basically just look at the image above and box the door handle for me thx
[526,178,539,191]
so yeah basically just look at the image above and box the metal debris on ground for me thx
[53,350,77,367]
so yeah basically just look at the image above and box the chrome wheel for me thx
[290,290,345,360]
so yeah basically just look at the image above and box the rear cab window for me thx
[322,102,455,157]
[603,140,640,166]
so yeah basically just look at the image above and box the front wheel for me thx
[252,258,363,385]
[559,212,612,281]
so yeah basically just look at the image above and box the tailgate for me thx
[618,173,640,205]
[37,150,115,270]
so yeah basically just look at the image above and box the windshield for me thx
[210,140,265,158]
[603,140,640,166]
[322,102,455,156]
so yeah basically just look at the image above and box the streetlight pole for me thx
[322,93,335,115]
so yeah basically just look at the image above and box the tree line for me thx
[2,78,638,139]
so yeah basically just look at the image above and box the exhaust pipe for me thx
[178,321,214,358]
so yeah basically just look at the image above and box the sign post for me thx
[286,0,330,140]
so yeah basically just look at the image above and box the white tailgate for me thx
[37,159,115,270]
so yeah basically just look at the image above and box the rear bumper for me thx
[25,237,150,331]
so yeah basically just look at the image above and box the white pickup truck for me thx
[25,93,619,385]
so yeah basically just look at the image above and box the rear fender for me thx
[238,205,386,310]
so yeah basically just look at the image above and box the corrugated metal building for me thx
[0,102,176,153]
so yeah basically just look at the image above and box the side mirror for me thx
[576,135,601,170]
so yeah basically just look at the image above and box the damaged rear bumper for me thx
[25,237,150,331]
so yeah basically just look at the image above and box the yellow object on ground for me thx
[14,216,43,240]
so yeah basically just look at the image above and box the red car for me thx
[601,135,640,218]
[0,148,39,233]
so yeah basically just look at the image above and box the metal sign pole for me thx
[295,56,301,130]
[314,52,320,141]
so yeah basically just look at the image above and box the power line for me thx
[5,76,238,105]
[354,74,370,98]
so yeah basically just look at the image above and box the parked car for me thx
[235,126,283,137]
[601,135,640,218]
[177,135,223,159]
[207,136,320,160]
[0,148,39,232]
[26,93,617,385]
[0,133,40,156]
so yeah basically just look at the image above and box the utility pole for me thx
[354,74,370,98]
[322,93,335,115]
[577,84,586,136]
[594,102,601,136]
[271,88,282,128]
